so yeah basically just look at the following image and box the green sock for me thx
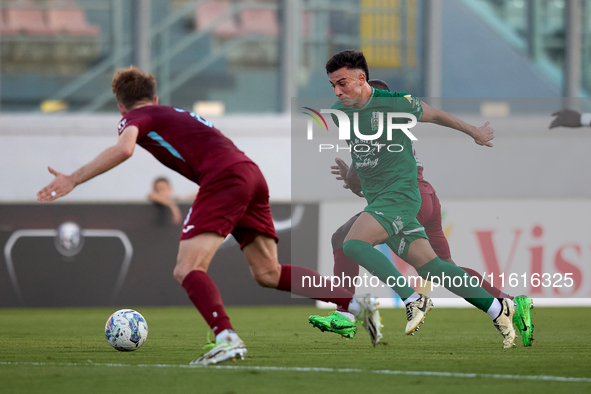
[415,257,494,312]
[342,239,415,300]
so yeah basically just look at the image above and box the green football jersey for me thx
[331,88,424,203]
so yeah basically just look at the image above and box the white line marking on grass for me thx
[1,361,590,383]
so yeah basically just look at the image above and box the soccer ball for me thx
[105,309,148,351]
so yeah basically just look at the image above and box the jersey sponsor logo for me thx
[182,225,195,233]
[374,211,384,215]
[350,138,401,167]
[351,138,379,159]
[356,157,379,169]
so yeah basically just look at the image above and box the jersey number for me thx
[174,107,213,127]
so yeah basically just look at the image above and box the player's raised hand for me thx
[472,121,495,147]
[37,166,76,202]
[550,109,582,128]
[331,158,364,197]
[330,157,350,187]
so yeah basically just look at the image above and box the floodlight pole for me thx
[112,0,125,69]
[423,0,441,109]
[564,0,581,110]
[135,0,152,73]
[0,29,2,112]
[281,0,300,113]
[526,0,543,61]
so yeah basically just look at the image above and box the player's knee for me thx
[441,257,455,265]
[172,265,187,284]
[173,262,200,284]
[252,265,281,288]
[253,274,274,288]
[173,262,207,285]
[415,258,443,279]
[342,239,371,259]
[173,249,213,284]
[172,259,207,285]
[331,227,347,252]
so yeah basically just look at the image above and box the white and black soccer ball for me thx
[105,309,148,351]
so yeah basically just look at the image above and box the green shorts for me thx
[365,191,428,261]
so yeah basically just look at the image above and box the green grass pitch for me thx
[0,305,590,394]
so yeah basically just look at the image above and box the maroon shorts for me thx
[180,162,278,249]
[416,192,452,260]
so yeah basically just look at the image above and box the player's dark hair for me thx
[368,79,390,92]
[325,50,369,81]
[112,66,157,109]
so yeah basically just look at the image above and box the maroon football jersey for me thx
[417,166,436,195]
[118,106,252,184]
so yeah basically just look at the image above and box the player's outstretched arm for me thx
[549,109,586,128]
[420,101,495,147]
[37,126,138,202]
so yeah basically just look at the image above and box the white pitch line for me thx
[1,361,590,383]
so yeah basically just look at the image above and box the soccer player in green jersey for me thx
[310,79,534,347]
[323,50,516,348]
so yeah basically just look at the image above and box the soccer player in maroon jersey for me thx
[36,66,382,365]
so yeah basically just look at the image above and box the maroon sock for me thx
[182,270,233,335]
[333,248,360,313]
[276,264,353,310]
[461,267,512,299]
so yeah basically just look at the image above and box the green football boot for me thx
[309,311,357,339]
[513,296,534,346]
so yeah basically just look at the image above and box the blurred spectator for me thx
[148,177,183,225]
[550,109,591,128]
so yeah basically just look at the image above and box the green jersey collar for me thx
[356,87,376,110]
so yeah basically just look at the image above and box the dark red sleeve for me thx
[117,112,152,140]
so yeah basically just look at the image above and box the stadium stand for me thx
[194,1,241,38]
[4,0,56,35]
[194,1,280,38]
[0,0,101,74]
[240,8,279,36]
[0,8,18,35]
[46,0,100,36]
[194,1,280,66]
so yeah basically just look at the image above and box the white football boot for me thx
[355,295,383,346]
[493,298,516,349]
[405,294,433,335]
[190,333,247,365]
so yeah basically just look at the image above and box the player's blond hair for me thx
[111,66,157,109]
